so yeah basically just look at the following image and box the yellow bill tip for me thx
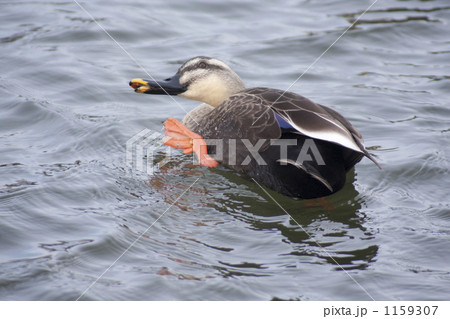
[129,78,151,93]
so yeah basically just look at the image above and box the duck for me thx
[129,56,380,199]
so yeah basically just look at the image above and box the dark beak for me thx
[129,73,186,95]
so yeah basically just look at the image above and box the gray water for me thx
[1,0,450,301]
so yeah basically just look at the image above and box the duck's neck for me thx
[182,103,215,130]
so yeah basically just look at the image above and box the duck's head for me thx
[130,56,245,107]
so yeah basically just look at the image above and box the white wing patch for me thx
[280,112,362,153]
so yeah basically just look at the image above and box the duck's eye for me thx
[198,62,207,69]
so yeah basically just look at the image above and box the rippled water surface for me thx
[1,0,450,300]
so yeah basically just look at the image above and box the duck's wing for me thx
[318,104,380,168]
[190,93,281,167]
[246,87,380,168]
[193,92,281,144]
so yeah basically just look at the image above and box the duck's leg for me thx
[163,118,218,168]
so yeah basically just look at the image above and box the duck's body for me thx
[130,56,379,199]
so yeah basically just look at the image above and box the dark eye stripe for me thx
[179,60,224,74]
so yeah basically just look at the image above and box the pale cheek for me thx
[178,75,230,107]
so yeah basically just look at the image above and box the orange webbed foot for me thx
[163,118,218,168]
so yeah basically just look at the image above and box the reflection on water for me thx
[145,163,378,281]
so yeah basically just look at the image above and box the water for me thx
[1,0,449,300]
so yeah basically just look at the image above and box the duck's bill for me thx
[129,74,186,95]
